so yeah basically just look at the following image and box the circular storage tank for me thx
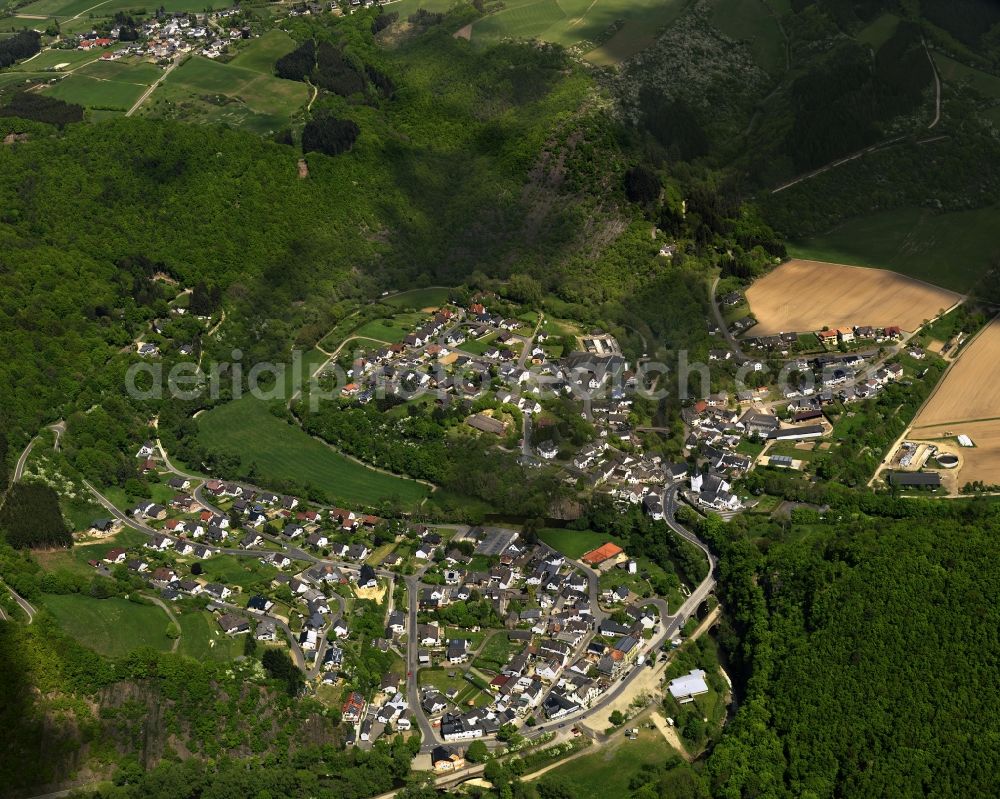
[936,453,959,469]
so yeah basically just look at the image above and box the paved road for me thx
[1,579,37,623]
[12,436,39,483]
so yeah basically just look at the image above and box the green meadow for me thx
[196,395,430,507]
[788,204,1000,293]
[466,0,688,65]
[141,53,308,134]
[42,594,173,658]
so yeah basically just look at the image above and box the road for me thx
[1,579,37,623]
[924,36,941,129]
[12,436,39,483]
[126,56,180,117]
[709,276,746,362]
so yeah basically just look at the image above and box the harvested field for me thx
[910,421,1000,488]
[911,320,1000,427]
[745,260,961,335]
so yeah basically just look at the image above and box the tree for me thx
[302,114,360,157]
[609,710,626,726]
[465,739,488,763]
[165,622,180,639]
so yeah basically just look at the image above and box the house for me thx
[203,583,232,600]
[358,564,377,589]
[167,476,191,491]
[341,692,366,723]
[103,547,128,564]
[537,440,559,460]
[418,623,442,646]
[642,494,664,521]
[387,610,406,635]
[247,595,274,613]
[668,669,710,703]
[447,639,469,664]
[255,618,277,641]
[217,613,250,635]
[431,746,465,773]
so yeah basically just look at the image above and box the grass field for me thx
[353,315,425,343]
[42,69,152,111]
[142,53,308,135]
[710,0,785,76]
[176,610,247,661]
[10,49,97,72]
[745,259,962,334]
[540,728,672,797]
[537,528,624,560]
[788,205,1000,293]
[43,594,173,657]
[228,29,297,75]
[855,12,900,49]
[16,0,209,17]
[933,52,1000,99]
[382,286,452,309]
[474,631,520,672]
[468,0,687,65]
[419,667,491,707]
[196,396,430,507]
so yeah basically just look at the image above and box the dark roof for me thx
[889,471,942,488]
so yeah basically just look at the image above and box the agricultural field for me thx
[9,48,97,72]
[139,54,308,135]
[787,205,1000,293]
[196,395,430,507]
[537,528,624,560]
[744,259,962,335]
[911,320,1000,427]
[709,0,785,77]
[540,727,672,798]
[44,67,155,111]
[466,0,687,65]
[42,594,173,657]
[353,312,429,343]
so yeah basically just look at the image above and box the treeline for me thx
[0,484,70,549]
[275,38,367,97]
[0,93,84,128]
[0,31,41,69]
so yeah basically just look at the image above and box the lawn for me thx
[353,317,419,343]
[382,286,452,309]
[228,28,298,74]
[540,728,672,798]
[457,331,498,355]
[196,395,430,507]
[788,204,1000,293]
[418,666,491,707]
[42,594,173,658]
[199,553,280,591]
[474,631,519,672]
[709,0,785,76]
[537,528,624,560]
[142,53,308,135]
[176,610,247,662]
